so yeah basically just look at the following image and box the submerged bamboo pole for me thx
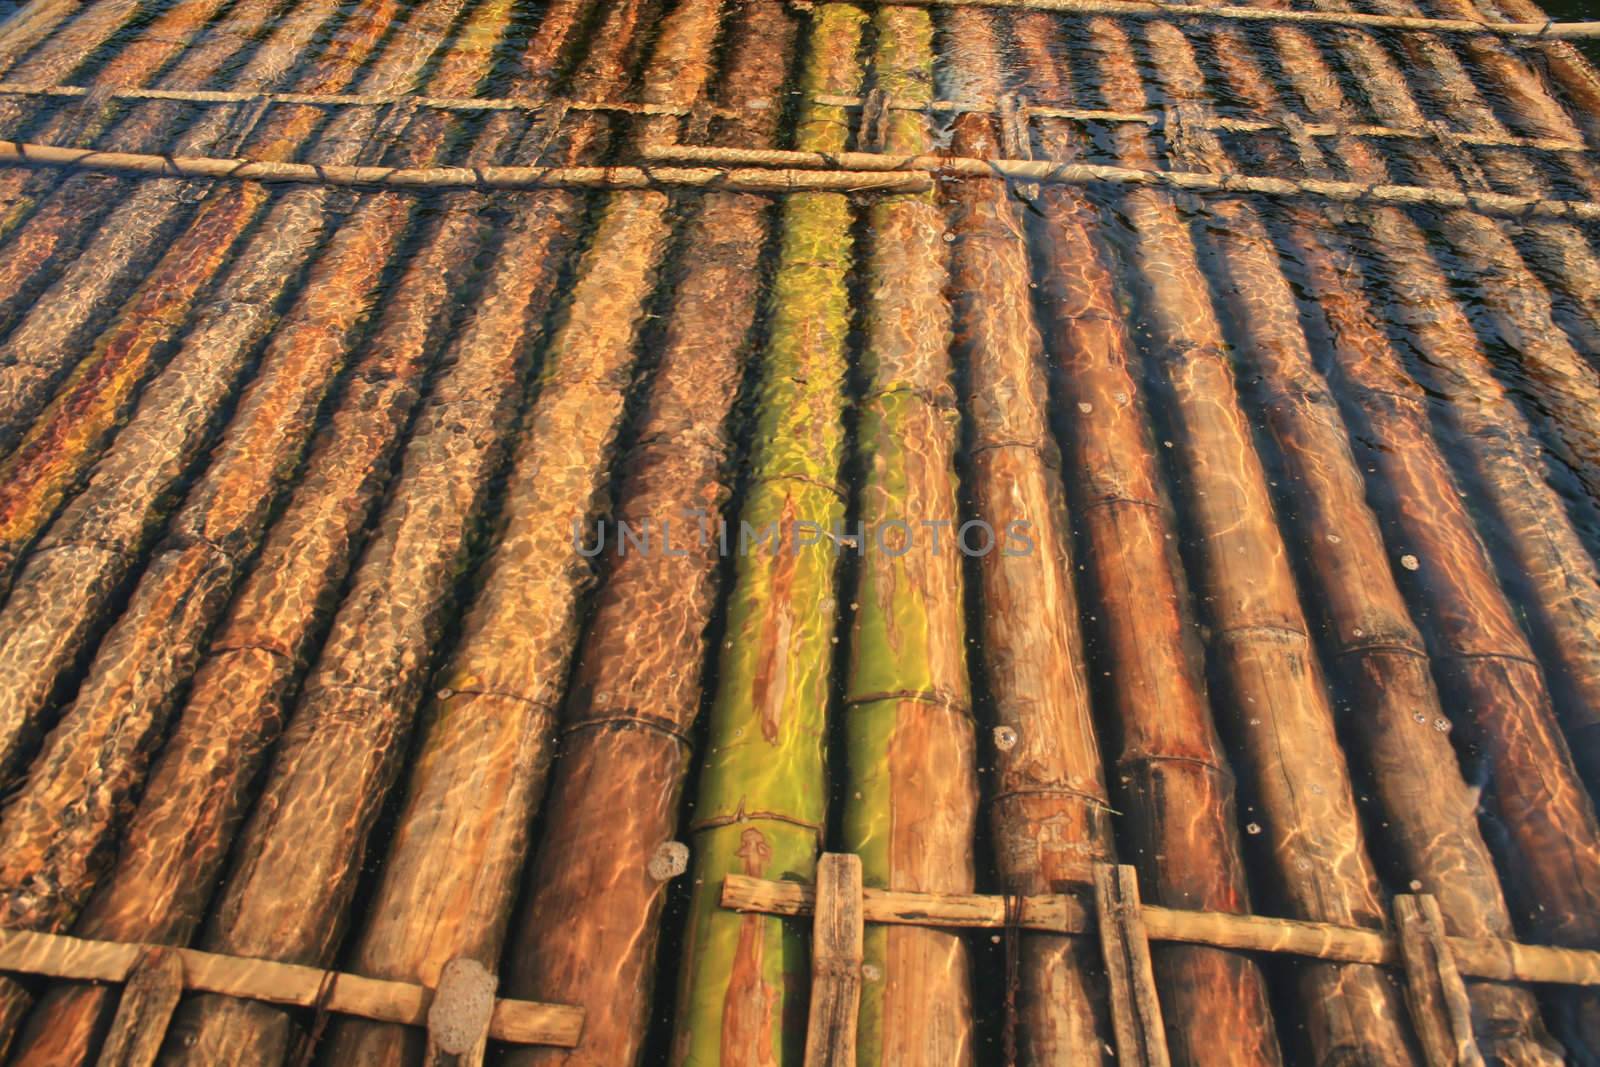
[316,0,729,1061]
[0,0,102,76]
[1221,13,1600,1053]
[0,0,337,443]
[152,4,661,1063]
[1145,16,1566,1063]
[2,5,607,1063]
[840,9,978,1065]
[1309,15,1600,506]
[1471,0,1600,146]
[0,0,146,133]
[939,8,1120,1063]
[1044,13,1419,1063]
[0,0,468,793]
[493,5,797,1065]
[1009,13,1285,1067]
[670,7,862,1065]
[0,3,526,1066]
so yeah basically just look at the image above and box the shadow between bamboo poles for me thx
[0,0,478,1054]
[1311,20,1600,513]
[669,6,861,1064]
[490,6,799,1066]
[839,8,979,1065]
[938,7,1123,1064]
[0,0,460,792]
[144,6,660,1066]
[0,0,330,448]
[1214,15,1600,1058]
[0,4,607,1063]
[1144,16,1568,1063]
[303,0,728,1062]
[1040,12,1421,1064]
[1007,13,1287,1067]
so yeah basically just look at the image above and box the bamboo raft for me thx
[0,0,1598,1062]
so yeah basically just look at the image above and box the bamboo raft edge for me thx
[719,873,1600,986]
[0,928,585,1047]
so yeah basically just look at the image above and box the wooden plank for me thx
[0,928,584,1047]
[95,948,183,1067]
[719,873,1600,986]
[1093,865,1171,1067]
[425,958,497,1067]
[1394,895,1485,1067]
[804,853,864,1067]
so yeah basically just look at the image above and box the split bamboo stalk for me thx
[1,4,607,1063]
[939,8,1120,1063]
[1218,13,1600,1053]
[1305,16,1600,509]
[491,4,798,1065]
[1146,16,1567,1063]
[1054,13,1419,1063]
[670,6,863,1065]
[1010,13,1286,1067]
[151,4,662,1062]
[0,0,470,798]
[841,9,978,1065]
[313,1,729,1061]
[0,2,524,1065]
[0,0,338,440]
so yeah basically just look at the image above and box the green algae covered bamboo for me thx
[938,8,1120,1062]
[498,4,798,1064]
[843,8,977,1065]
[671,7,862,1064]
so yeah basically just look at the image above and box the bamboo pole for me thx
[314,0,728,1061]
[150,4,661,1062]
[0,0,97,76]
[1313,10,1600,492]
[0,0,270,240]
[0,0,147,133]
[760,0,1600,37]
[0,0,469,789]
[720,874,1600,987]
[1009,14,1285,1067]
[1471,0,1600,146]
[1045,13,1420,1064]
[1219,14,1600,1054]
[670,7,862,1065]
[0,0,476,1053]
[1146,16,1568,1063]
[0,142,935,189]
[0,3,527,1065]
[490,5,797,1065]
[0,0,336,442]
[938,8,1121,1063]
[1,5,606,1063]
[840,9,978,1065]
